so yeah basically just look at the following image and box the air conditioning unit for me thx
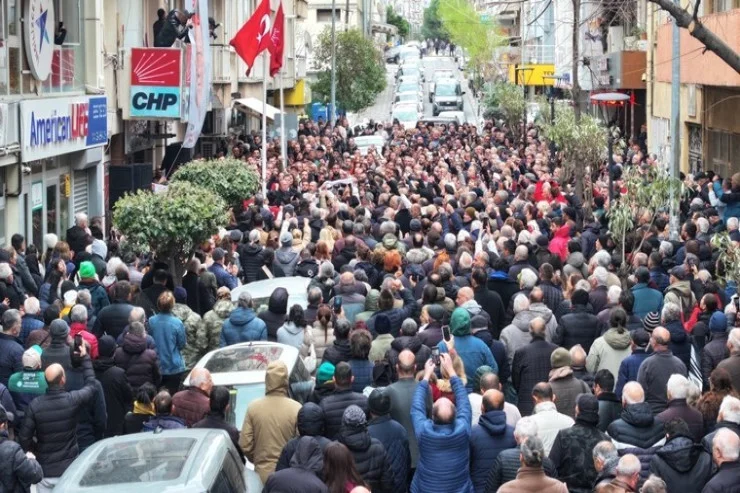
[608,26,624,53]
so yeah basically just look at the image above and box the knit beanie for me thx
[550,347,572,368]
[427,304,445,322]
[174,287,188,304]
[78,261,96,279]
[643,311,661,332]
[368,388,391,416]
[316,361,335,385]
[576,393,600,425]
[709,312,728,333]
[98,335,117,358]
[473,365,495,392]
[50,319,70,340]
[449,307,471,337]
[375,313,392,335]
[342,405,367,428]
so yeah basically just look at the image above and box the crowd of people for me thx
[0,114,739,493]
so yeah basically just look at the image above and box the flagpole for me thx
[279,67,286,172]
[262,51,268,197]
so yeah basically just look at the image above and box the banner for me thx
[182,0,212,148]
[130,47,182,119]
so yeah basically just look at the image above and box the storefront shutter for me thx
[73,170,89,214]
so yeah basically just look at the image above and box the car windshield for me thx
[434,72,454,81]
[397,84,417,94]
[228,384,267,430]
[78,437,196,486]
[393,108,417,121]
[396,93,416,102]
[436,84,458,96]
[204,345,285,373]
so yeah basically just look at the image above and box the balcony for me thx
[211,45,234,84]
[521,45,555,64]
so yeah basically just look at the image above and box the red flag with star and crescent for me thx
[230,0,273,75]
[269,2,285,77]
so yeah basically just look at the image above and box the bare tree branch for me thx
[648,0,740,73]
[692,0,701,21]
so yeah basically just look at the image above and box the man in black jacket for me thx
[93,281,134,340]
[649,418,712,493]
[19,342,97,490]
[702,427,740,493]
[0,404,42,491]
[471,268,505,338]
[512,317,557,417]
[276,402,330,472]
[193,386,245,463]
[594,369,621,432]
[238,230,266,284]
[319,362,368,440]
[321,318,352,366]
[93,336,132,437]
[367,388,410,492]
[338,404,394,492]
[554,289,602,353]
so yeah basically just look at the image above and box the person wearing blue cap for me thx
[702,311,731,391]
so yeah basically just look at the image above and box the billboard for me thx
[130,47,182,119]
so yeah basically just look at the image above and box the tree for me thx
[648,0,740,73]
[439,0,504,73]
[712,232,740,288]
[483,82,526,141]
[386,6,410,39]
[421,0,449,42]
[113,182,229,283]
[311,28,387,113]
[170,158,260,209]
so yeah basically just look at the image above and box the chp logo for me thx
[130,47,182,119]
[23,0,55,81]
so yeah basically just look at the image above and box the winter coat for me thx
[530,401,575,455]
[702,420,740,453]
[548,419,608,493]
[208,263,238,290]
[656,398,704,443]
[312,322,335,362]
[563,252,589,279]
[239,361,302,484]
[439,335,497,392]
[500,311,534,371]
[386,335,432,379]
[649,435,712,493]
[76,279,110,316]
[664,319,692,369]
[141,414,186,431]
[320,388,369,440]
[274,247,301,277]
[607,402,666,481]
[172,304,204,369]
[367,415,410,492]
[615,349,650,399]
[631,283,664,320]
[114,332,161,390]
[549,366,592,418]
[172,387,210,427]
[702,332,730,391]
[664,281,696,318]
[637,350,687,414]
[192,412,245,463]
[203,300,234,354]
[411,377,474,493]
[181,271,203,316]
[586,328,632,381]
[469,410,517,493]
[487,271,520,312]
[0,333,23,388]
[597,391,622,432]
[308,275,335,304]
[369,334,394,363]
[19,316,43,346]
[367,288,419,337]
[0,280,22,310]
[0,430,43,492]
[702,460,740,493]
[276,403,331,472]
[17,357,98,477]
[512,339,558,417]
[263,437,328,493]
[238,243,265,284]
[321,338,351,367]
[69,322,99,360]
[277,322,313,356]
[92,301,134,340]
[93,358,132,438]
[497,466,568,493]
[716,353,740,394]
[485,449,559,493]
[149,313,186,376]
[259,306,288,342]
[348,359,374,393]
[220,307,267,347]
[473,286,506,337]
[554,305,602,353]
[589,285,609,316]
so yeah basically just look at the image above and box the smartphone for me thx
[333,295,343,314]
[431,347,440,365]
[74,334,83,353]
[442,325,451,342]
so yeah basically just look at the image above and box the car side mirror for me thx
[461,91,466,95]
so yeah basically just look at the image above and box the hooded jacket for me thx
[274,246,301,277]
[499,310,537,371]
[386,335,432,379]
[276,403,331,472]
[220,306,267,346]
[339,422,395,493]
[238,243,265,284]
[149,312,186,375]
[586,328,632,381]
[0,429,43,492]
[664,281,696,318]
[563,252,589,278]
[607,402,666,480]
[355,289,380,325]
[549,418,609,493]
[93,356,132,438]
[172,303,204,368]
[264,437,328,493]
[258,290,289,341]
[239,361,302,484]
[554,304,602,353]
[548,366,592,419]
[277,321,312,358]
[320,387,369,440]
[439,309,497,391]
[367,288,419,337]
[368,414,410,492]
[649,436,712,493]
[203,299,233,354]
[470,410,517,493]
[113,332,161,390]
[664,319,692,369]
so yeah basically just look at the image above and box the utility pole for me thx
[331,0,337,127]
[669,0,681,240]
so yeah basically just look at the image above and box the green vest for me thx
[8,371,47,395]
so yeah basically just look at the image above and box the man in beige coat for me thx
[498,435,568,493]
[240,360,302,483]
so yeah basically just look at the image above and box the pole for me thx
[330,0,337,127]
[669,0,681,240]
[261,51,268,197]
[630,90,635,140]
[608,131,614,205]
[279,68,286,171]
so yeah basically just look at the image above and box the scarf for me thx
[133,401,155,416]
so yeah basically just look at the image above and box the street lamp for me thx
[590,92,630,204]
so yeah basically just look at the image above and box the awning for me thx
[371,23,398,35]
[232,97,281,120]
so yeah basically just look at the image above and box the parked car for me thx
[53,429,246,492]
[428,70,456,102]
[393,92,424,113]
[419,117,459,128]
[396,74,421,87]
[438,111,466,124]
[432,81,465,116]
[395,81,424,101]
[392,103,422,129]
[396,64,424,82]
[384,46,401,63]
[354,135,386,155]
[230,276,310,311]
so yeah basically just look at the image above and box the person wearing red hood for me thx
[549,220,571,261]
[68,304,98,359]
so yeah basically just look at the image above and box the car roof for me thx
[54,430,234,492]
[231,276,311,305]
[185,341,300,387]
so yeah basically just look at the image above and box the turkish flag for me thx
[269,2,285,77]
[230,0,273,74]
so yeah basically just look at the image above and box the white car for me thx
[393,92,424,113]
[392,103,421,129]
[438,111,466,124]
[230,276,311,310]
[429,70,457,102]
[395,81,424,102]
[354,135,386,155]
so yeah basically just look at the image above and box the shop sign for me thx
[23,0,55,81]
[130,48,182,119]
[62,174,71,197]
[31,181,43,211]
[508,64,557,86]
[20,96,108,162]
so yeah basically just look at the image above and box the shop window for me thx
[53,0,80,44]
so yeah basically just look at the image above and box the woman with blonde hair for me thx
[319,228,336,253]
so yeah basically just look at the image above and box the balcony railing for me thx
[520,44,555,64]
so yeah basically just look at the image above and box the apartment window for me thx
[711,0,736,12]
[54,0,81,44]
[317,8,339,23]
[708,130,740,177]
